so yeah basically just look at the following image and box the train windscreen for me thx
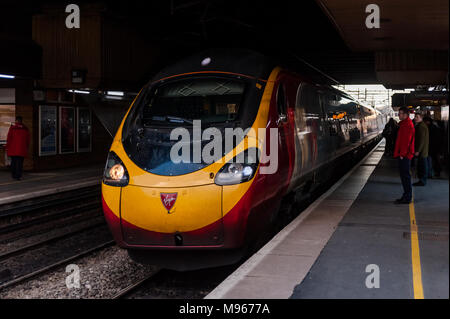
[140,77,246,126]
[120,76,260,177]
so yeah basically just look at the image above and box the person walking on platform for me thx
[423,116,442,178]
[5,116,30,181]
[413,112,429,186]
[382,118,399,156]
[393,107,415,204]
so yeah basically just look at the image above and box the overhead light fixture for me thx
[106,91,124,97]
[201,57,212,66]
[428,87,435,91]
[68,89,90,95]
[0,74,15,79]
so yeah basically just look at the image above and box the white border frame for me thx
[76,107,92,153]
[38,105,57,156]
[59,106,76,154]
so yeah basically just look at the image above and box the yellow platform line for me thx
[409,197,424,299]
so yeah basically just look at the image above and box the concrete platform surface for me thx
[206,143,449,299]
[0,165,103,205]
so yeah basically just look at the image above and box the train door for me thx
[274,80,290,183]
[357,105,364,143]
[360,105,368,139]
[316,88,331,166]
[321,92,339,158]
[293,83,322,177]
[347,102,362,144]
[263,78,292,200]
[333,94,354,151]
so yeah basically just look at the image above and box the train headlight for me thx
[110,164,125,180]
[215,148,259,186]
[103,152,129,187]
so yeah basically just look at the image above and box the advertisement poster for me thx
[77,108,92,152]
[39,105,57,156]
[59,106,75,154]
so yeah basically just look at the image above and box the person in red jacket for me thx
[6,116,30,180]
[393,107,415,204]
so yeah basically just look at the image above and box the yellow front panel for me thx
[121,184,222,233]
[107,67,282,236]
[102,184,121,218]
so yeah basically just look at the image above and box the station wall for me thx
[0,83,112,172]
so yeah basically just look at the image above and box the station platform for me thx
[207,143,449,299]
[0,165,103,206]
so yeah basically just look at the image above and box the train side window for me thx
[297,84,321,117]
[310,87,322,118]
[338,95,358,119]
[323,93,339,120]
[276,83,287,121]
[323,93,358,121]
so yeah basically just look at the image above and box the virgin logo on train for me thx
[160,193,178,212]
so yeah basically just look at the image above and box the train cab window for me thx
[140,76,246,126]
[276,83,287,120]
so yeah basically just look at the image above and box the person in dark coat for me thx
[5,116,30,180]
[423,116,443,178]
[393,107,415,204]
[382,118,399,155]
[413,112,429,186]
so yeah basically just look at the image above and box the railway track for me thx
[112,266,239,299]
[0,203,101,235]
[0,218,106,262]
[0,240,115,291]
[0,185,100,232]
[0,221,113,290]
[0,185,115,291]
[112,270,161,299]
[0,208,103,244]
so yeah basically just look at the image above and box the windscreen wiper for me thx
[143,116,193,126]
[166,116,193,125]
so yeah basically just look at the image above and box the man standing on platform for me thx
[413,112,429,186]
[393,107,415,204]
[5,116,30,181]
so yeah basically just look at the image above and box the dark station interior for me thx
[0,0,448,301]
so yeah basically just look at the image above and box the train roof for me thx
[152,49,275,82]
[151,49,351,88]
[150,49,381,115]
[324,86,380,112]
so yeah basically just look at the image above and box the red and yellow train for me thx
[102,50,386,270]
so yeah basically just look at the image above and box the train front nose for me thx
[120,184,224,247]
